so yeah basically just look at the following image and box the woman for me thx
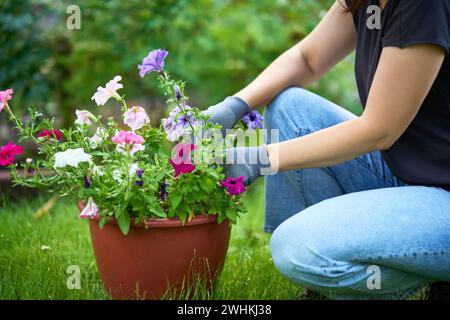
[204,0,450,299]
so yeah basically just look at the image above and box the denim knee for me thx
[265,87,311,130]
[265,87,354,139]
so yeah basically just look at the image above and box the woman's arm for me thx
[267,44,445,172]
[236,1,357,108]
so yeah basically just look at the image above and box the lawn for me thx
[0,180,302,300]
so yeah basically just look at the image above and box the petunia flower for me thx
[111,130,145,155]
[163,106,198,142]
[173,85,182,101]
[84,176,91,188]
[242,110,264,130]
[75,109,96,127]
[38,129,63,141]
[124,106,150,131]
[90,127,108,148]
[79,197,99,219]
[54,148,92,168]
[170,143,197,177]
[0,142,24,167]
[159,182,168,201]
[138,49,169,78]
[92,165,104,177]
[91,76,123,106]
[0,88,13,112]
[220,176,246,196]
[134,180,144,187]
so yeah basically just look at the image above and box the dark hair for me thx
[343,0,370,13]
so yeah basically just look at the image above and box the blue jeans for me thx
[264,87,450,299]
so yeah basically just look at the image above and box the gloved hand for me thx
[223,145,272,186]
[203,96,251,132]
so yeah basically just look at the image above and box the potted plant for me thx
[0,49,261,299]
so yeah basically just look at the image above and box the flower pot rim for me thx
[78,200,223,228]
[89,213,221,228]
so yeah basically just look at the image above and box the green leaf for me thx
[99,216,108,229]
[116,208,131,235]
[169,193,182,210]
[225,208,237,224]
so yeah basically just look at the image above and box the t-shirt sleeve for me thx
[382,0,450,55]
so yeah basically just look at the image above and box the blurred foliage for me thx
[0,0,55,111]
[0,0,361,127]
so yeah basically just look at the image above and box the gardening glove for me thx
[224,145,272,186]
[203,96,251,133]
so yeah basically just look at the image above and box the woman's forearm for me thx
[235,44,320,108]
[267,117,387,172]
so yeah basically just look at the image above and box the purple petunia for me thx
[134,180,144,187]
[84,176,91,188]
[242,110,264,130]
[173,85,182,101]
[159,182,168,201]
[163,106,197,142]
[134,168,144,187]
[138,49,169,78]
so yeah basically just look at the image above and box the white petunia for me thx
[123,106,150,131]
[90,127,108,148]
[54,148,92,168]
[129,163,139,175]
[79,197,99,219]
[75,109,95,127]
[92,165,104,177]
[91,76,123,106]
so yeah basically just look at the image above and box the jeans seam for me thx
[360,248,450,264]
[294,128,311,208]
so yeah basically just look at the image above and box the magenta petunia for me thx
[170,143,197,177]
[220,176,246,196]
[0,142,24,167]
[38,129,63,141]
[138,49,169,78]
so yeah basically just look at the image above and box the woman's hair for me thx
[343,0,370,13]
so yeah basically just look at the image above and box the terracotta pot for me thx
[77,202,232,300]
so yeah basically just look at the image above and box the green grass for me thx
[0,181,301,300]
[0,182,429,300]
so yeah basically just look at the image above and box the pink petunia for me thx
[0,88,14,112]
[38,129,63,141]
[170,143,197,177]
[220,176,246,196]
[111,130,145,155]
[0,142,24,167]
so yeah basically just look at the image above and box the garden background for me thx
[0,0,364,299]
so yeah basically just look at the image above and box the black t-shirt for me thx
[350,0,450,190]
